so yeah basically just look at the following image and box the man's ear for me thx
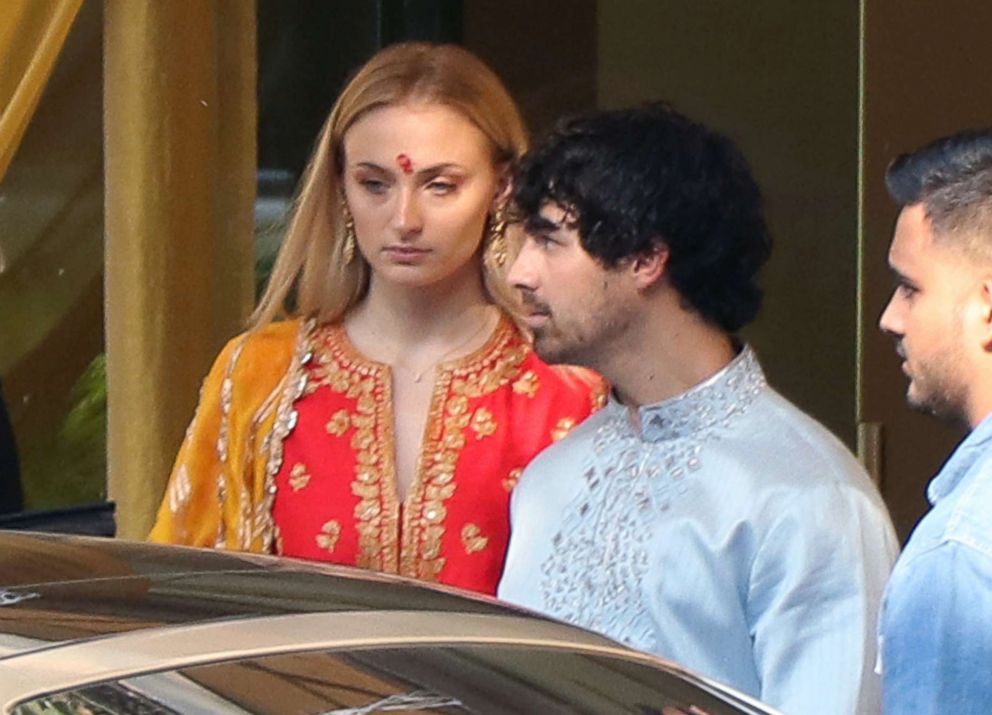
[978,278,992,351]
[630,243,670,290]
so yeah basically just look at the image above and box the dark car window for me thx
[12,644,755,715]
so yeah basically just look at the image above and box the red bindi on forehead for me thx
[396,153,414,174]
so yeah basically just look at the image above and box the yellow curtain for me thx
[0,0,84,184]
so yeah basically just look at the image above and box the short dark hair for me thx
[513,102,771,333]
[886,129,992,246]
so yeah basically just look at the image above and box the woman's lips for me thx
[383,245,431,262]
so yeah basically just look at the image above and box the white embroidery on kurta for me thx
[539,348,765,651]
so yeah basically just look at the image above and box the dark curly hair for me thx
[513,103,772,333]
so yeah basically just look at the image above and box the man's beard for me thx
[905,351,970,429]
[531,311,632,372]
[531,326,582,366]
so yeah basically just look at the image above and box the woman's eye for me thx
[359,179,388,194]
[427,180,457,195]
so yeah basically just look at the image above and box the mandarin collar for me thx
[605,345,766,442]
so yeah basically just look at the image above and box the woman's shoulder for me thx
[539,360,604,390]
[513,350,608,410]
[540,361,609,406]
[210,318,304,386]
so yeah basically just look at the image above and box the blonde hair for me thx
[251,42,529,328]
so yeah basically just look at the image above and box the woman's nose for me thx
[391,188,423,235]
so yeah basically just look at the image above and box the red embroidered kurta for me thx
[272,317,605,594]
[150,316,606,596]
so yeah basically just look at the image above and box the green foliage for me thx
[21,354,107,509]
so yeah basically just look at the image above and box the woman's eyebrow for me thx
[351,161,465,175]
[417,162,466,176]
[353,161,388,172]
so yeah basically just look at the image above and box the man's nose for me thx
[507,240,538,290]
[879,293,902,337]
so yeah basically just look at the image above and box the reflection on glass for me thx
[14,645,750,715]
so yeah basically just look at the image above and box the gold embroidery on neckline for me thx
[402,318,528,582]
[306,316,527,583]
[311,327,397,572]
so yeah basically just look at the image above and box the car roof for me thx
[0,532,781,715]
[0,610,634,707]
[0,609,779,715]
[0,531,522,657]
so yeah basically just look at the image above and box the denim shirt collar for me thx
[927,412,992,505]
[606,345,766,443]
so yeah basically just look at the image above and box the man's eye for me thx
[534,234,557,249]
[897,282,918,298]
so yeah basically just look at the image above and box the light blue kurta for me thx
[499,348,899,715]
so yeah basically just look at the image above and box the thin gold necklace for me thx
[394,310,496,383]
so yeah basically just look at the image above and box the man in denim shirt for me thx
[879,129,992,714]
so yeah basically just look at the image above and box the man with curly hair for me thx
[498,104,898,715]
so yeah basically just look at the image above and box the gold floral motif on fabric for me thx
[470,407,497,440]
[325,409,351,437]
[552,416,578,442]
[503,467,523,493]
[512,370,540,398]
[289,463,311,492]
[461,523,489,554]
[316,520,342,553]
[311,327,396,573]
[272,317,526,583]
[405,319,526,582]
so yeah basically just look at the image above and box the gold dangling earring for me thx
[486,205,508,268]
[341,199,356,266]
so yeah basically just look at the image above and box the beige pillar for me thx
[104,0,256,539]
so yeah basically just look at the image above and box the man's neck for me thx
[607,310,738,410]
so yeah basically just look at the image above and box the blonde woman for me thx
[150,43,605,595]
